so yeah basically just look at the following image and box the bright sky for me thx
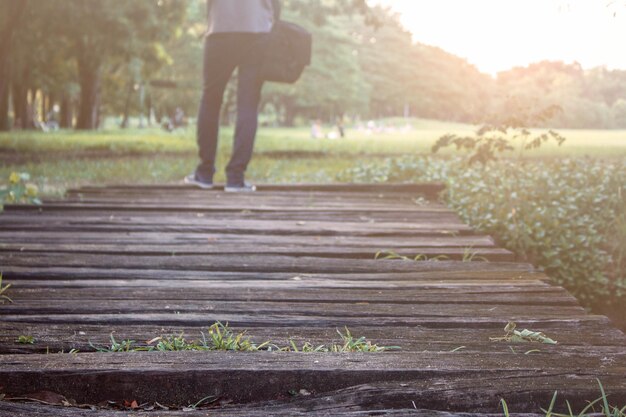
[371,0,626,75]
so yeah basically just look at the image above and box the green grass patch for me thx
[3,122,626,197]
[501,380,625,417]
[88,322,399,353]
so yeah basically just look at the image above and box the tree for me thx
[264,12,370,125]
[0,0,28,130]
[41,0,186,130]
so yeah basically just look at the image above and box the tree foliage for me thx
[2,1,626,130]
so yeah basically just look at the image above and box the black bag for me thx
[262,20,312,84]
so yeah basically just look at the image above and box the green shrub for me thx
[0,172,41,209]
[339,156,626,308]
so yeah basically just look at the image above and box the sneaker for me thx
[184,174,214,189]
[224,182,257,193]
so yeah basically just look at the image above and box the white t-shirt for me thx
[207,0,275,35]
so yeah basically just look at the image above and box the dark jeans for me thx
[196,33,268,185]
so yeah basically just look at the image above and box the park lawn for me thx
[1,119,626,195]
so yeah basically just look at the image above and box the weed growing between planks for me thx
[88,322,399,353]
[374,248,489,262]
[284,327,400,353]
[501,380,625,417]
[375,250,450,262]
[16,335,35,345]
[0,273,12,304]
[490,322,558,345]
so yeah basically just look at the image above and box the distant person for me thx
[311,120,323,139]
[174,107,187,128]
[185,0,281,192]
[336,117,345,138]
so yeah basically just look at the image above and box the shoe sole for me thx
[184,178,214,190]
[224,186,257,193]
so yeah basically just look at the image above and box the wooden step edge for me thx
[0,352,624,412]
[66,183,447,195]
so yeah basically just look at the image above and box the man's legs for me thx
[195,35,239,181]
[225,35,268,186]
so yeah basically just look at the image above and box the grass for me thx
[16,335,35,345]
[375,250,451,262]
[0,273,12,304]
[489,322,558,345]
[88,322,398,353]
[501,380,625,417]
[2,120,626,196]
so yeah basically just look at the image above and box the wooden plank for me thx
[0,311,599,328]
[0,299,588,319]
[6,284,574,304]
[0,220,473,236]
[0,352,624,408]
[3,266,549,291]
[0,209,465,222]
[2,322,623,355]
[0,244,514,261]
[67,183,447,194]
[0,231,497,248]
[0,254,533,274]
[5,203,458,215]
[0,402,547,416]
[48,199,444,211]
[62,190,440,203]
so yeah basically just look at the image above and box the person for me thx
[185,0,280,192]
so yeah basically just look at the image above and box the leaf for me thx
[23,391,68,405]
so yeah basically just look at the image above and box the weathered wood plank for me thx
[0,311,600,328]
[0,299,588,319]
[0,231,497,248]
[0,213,466,229]
[4,285,576,304]
[0,244,514,261]
[0,209,465,222]
[2,322,623,355]
[0,402,546,417]
[1,352,624,408]
[0,219,474,236]
[60,192,439,206]
[67,183,447,194]
[0,254,533,274]
[5,202,458,214]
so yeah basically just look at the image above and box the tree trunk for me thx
[76,57,101,130]
[0,82,10,131]
[120,81,134,129]
[12,82,24,129]
[40,91,47,123]
[60,94,73,129]
[25,89,35,129]
[146,94,153,126]
[0,1,28,115]
[283,97,297,127]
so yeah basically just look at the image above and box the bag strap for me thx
[272,0,281,21]
[206,0,214,19]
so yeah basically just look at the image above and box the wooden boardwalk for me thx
[0,184,624,416]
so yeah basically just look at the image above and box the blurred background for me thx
[2,0,626,131]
